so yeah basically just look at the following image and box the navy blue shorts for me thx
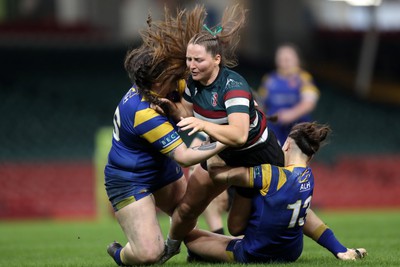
[105,160,183,211]
[226,239,301,263]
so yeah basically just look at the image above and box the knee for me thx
[177,201,200,221]
[207,165,218,180]
[124,244,164,265]
[137,248,164,264]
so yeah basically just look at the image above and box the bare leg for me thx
[115,195,165,265]
[169,165,228,241]
[184,229,235,262]
[203,190,228,233]
[303,209,325,237]
[115,176,187,265]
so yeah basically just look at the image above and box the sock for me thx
[317,228,347,256]
[166,235,181,252]
[114,247,123,266]
[212,228,225,235]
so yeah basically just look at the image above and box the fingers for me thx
[177,117,203,134]
[337,248,367,261]
[354,248,367,259]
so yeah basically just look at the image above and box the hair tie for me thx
[203,24,223,36]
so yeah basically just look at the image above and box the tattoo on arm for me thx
[191,142,217,151]
[168,142,217,160]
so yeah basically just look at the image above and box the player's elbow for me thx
[230,134,248,147]
[174,156,194,168]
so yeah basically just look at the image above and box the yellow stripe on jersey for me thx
[299,70,320,95]
[134,107,159,127]
[276,167,287,190]
[260,164,272,196]
[134,105,183,154]
[160,139,183,154]
[249,167,255,188]
[141,122,173,143]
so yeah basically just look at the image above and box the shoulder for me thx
[298,70,314,82]
[221,67,249,90]
[298,70,320,95]
[133,99,166,127]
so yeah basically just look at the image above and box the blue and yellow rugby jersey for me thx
[183,67,267,148]
[261,70,319,145]
[241,164,314,261]
[106,86,183,175]
[262,70,319,116]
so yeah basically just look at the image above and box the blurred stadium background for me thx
[1,0,399,220]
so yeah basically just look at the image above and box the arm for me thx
[207,154,250,186]
[304,209,367,260]
[155,97,194,123]
[177,112,249,147]
[168,141,226,168]
[277,73,319,124]
[277,93,318,124]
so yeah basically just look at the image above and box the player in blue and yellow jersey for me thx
[183,122,367,263]
[258,43,320,146]
[105,42,227,265]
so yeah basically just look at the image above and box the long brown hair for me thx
[188,4,247,68]
[124,4,247,105]
[124,5,207,105]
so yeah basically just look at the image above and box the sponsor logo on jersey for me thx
[299,168,311,192]
[299,182,311,192]
[225,78,243,89]
[160,131,180,148]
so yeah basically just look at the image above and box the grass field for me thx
[0,210,399,267]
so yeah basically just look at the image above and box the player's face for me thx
[186,43,221,86]
[275,47,299,74]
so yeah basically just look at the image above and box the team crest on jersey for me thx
[211,92,218,107]
[123,87,138,104]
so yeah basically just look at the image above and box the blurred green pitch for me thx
[2,129,397,266]
[0,210,399,267]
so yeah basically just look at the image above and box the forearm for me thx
[280,101,316,123]
[304,209,347,257]
[171,142,226,167]
[202,122,247,147]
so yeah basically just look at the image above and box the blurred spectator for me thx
[258,43,320,146]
